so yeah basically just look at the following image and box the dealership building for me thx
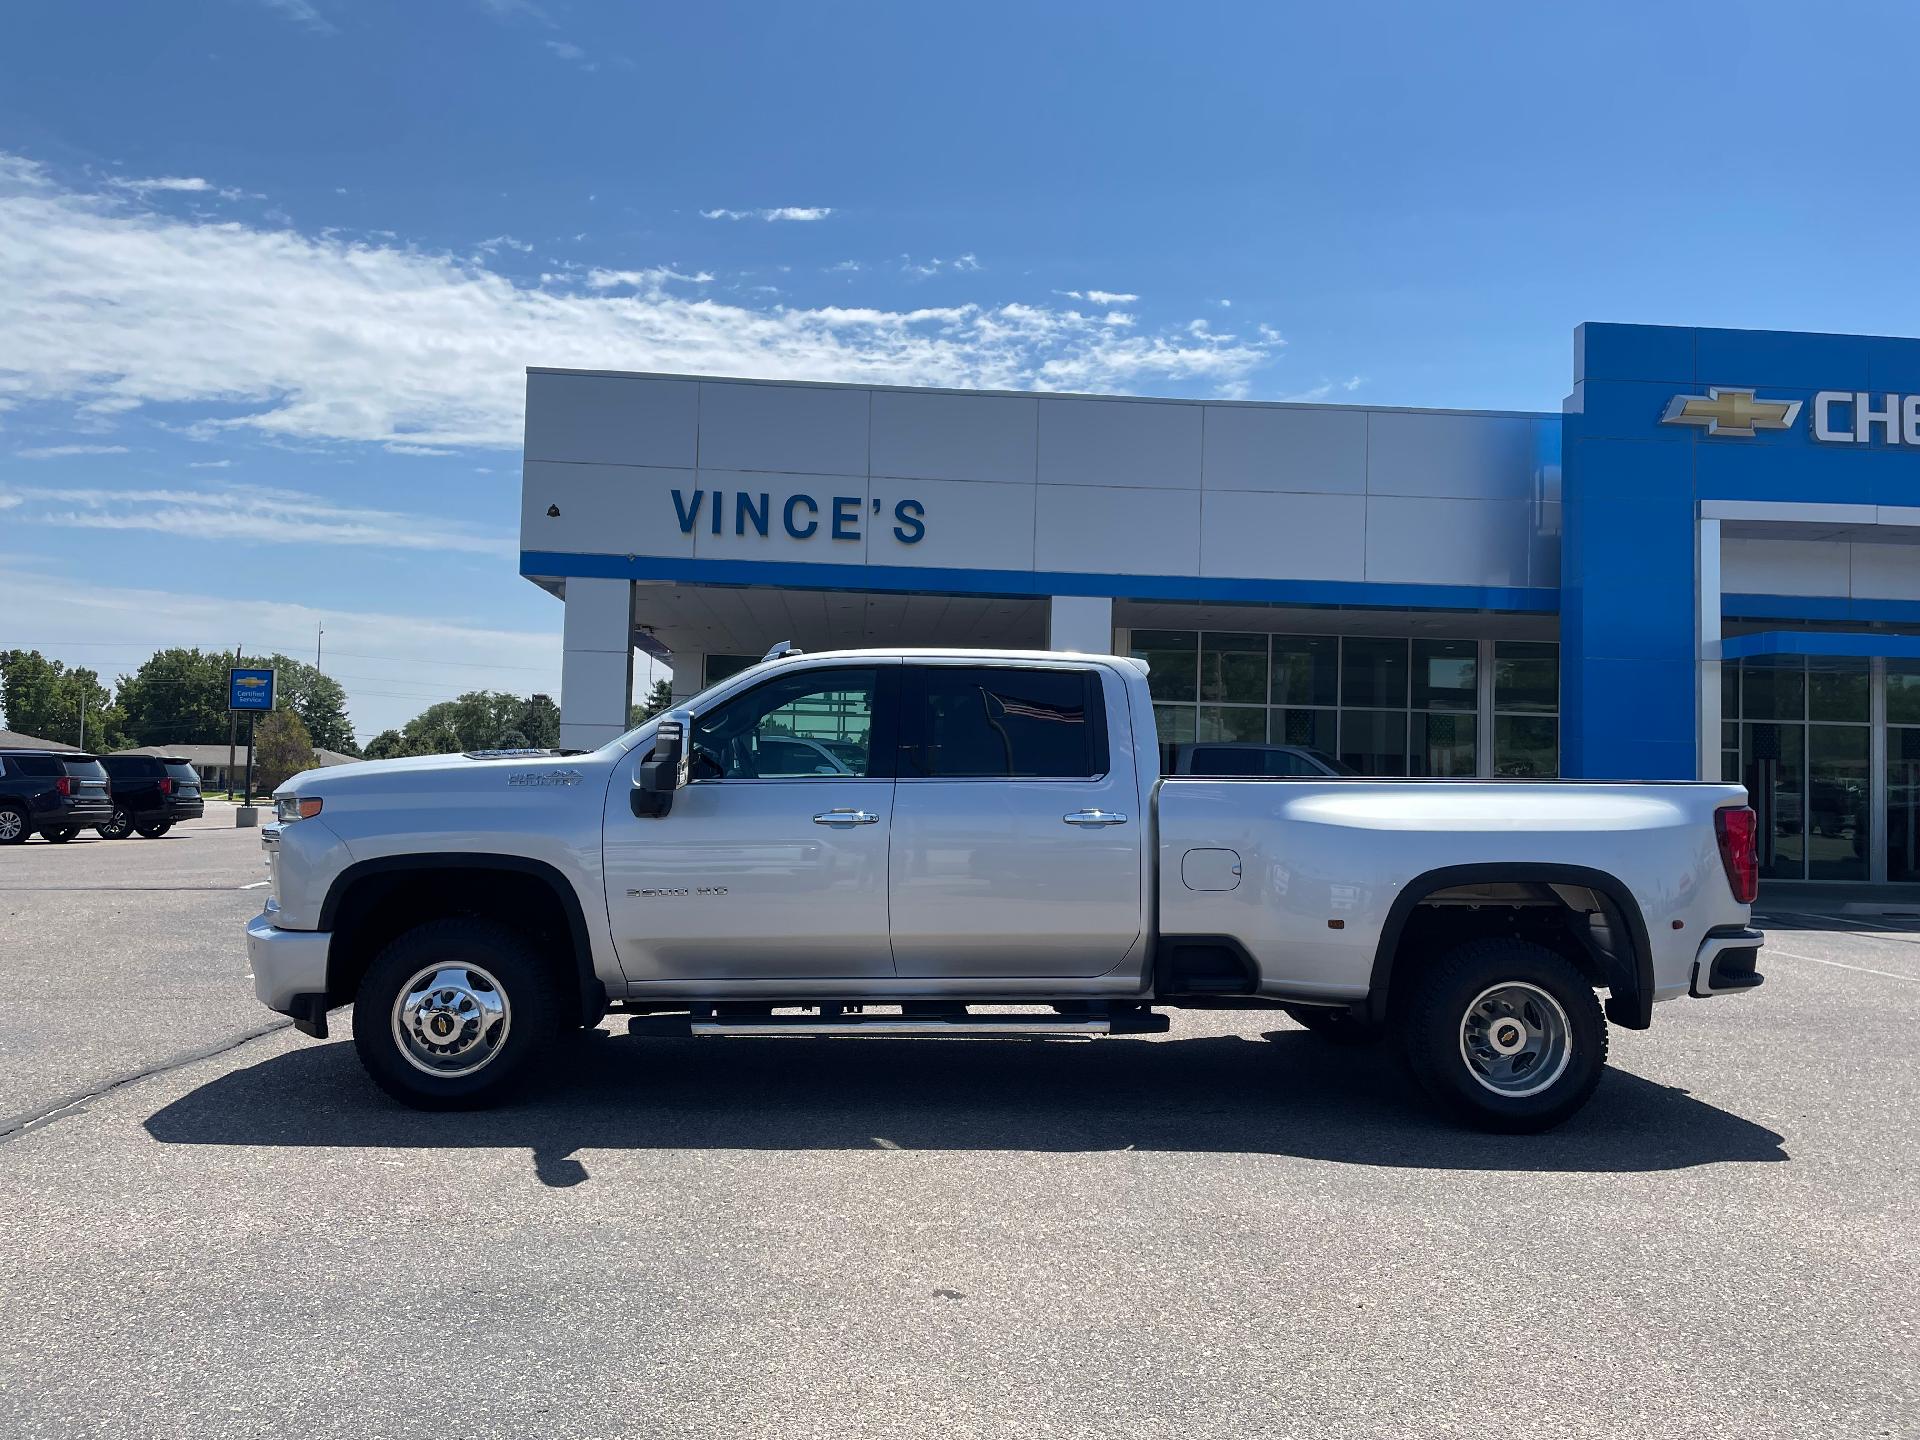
[521,321,1920,889]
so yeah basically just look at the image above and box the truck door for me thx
[889,662,1144,979]
[603,663,899,981]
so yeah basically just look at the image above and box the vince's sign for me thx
[672,488,926,544]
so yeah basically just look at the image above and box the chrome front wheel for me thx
[391,963,512,1078]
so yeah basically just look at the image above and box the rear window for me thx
[906,667,1106,779]
[62,759,108,780]
[163,762,200,783]
[104,756,148,778]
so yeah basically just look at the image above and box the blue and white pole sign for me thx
[229,667,276,712]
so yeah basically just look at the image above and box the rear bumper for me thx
[247,909,332,1034]
[167,798,205,821]
[1691,926,1766,998]
[51,799,113,827]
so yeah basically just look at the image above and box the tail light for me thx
[55,776,71,796]
[158,778,173,796]
[1716,806,1759,905]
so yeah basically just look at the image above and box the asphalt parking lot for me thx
[2,827,1916,1440]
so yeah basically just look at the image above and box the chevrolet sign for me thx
[1662,385,1920,445]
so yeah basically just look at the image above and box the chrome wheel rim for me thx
[0,811,21,841]
[390,963,512,1078]
[1458,981,1572,1099]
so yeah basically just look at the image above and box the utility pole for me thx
[78,694,85,752]
[316,620,324,672]
[227,643,240,800]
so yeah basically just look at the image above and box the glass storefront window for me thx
[1415,713,1477,777]
[1153,701,1196,775]
[1741,661,1805,721]
[1341,709,1407,776]
[1890,727,1920,883]
[1494,715,1557,776]
[1493,642,1557,713]
[1889,665,1920,725]
[1132,630,1198,704]
[1199,633,1268,704]
[1809,662,1869,723]
[1807,725,1870,880]
[1743,721,1806,880]
[1342,638,1408,709]
[1271,636,1338,707]
[1197,706,1266,743]
[1274,707,1337,752]
[1412,639,1476,711]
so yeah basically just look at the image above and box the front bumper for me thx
[247,909,332,1034]
[1691,926,1766,998]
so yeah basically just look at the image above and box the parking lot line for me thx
[1766,947,1920,983]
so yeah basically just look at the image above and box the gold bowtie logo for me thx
[1660,387,1803,438]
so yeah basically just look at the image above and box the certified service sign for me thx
[229,667,276,712]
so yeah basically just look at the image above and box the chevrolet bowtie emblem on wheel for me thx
[1660,387,1802,438]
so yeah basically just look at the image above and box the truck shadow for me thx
[143,1025,1787,1187]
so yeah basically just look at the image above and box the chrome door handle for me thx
[1063,809,1129,827]
[814,808,881,827]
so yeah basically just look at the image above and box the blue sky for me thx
[5,0,1920,740]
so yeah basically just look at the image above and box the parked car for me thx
[0,750,114,843]
[1170,741,1355,777]
[247,645,1764,1132]
[99,754,205,839]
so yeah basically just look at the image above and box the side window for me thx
[906,667,1106,779]
[16,756,59,777]
[690,668,880,780]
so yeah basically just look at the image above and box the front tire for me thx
[1398,938,1607,1133]
[41,826,80,843]
[352,918,563,1110]
[98,808,133,839]
[135,821,172,839]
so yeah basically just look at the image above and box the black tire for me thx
[98,808,133,840]
[352,917,563,1110]
[0,804,29,845]
[1281,1004,1383,1045]
[1398,938,1607,1134]
[135,821,172,839]
[41,827,80,844]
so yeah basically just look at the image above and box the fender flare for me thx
[320,853,604,1022]
[1364,862,1655,1029]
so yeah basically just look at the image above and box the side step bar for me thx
[692,1014,1112,1038]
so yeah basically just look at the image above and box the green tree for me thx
[252,709,316,794]
[1,650,121,748]
[630,677,675,727]
[520,694,561,749]
[243,653,356,755]
[363,729,405,760]
[114,648,233,747]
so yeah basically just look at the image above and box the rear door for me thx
[889,662,1144,979]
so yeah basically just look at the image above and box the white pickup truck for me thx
[247,645,1765,1132]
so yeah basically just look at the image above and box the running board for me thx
[690,1014,1112,1038]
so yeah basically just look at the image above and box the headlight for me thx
[275,795,324,823]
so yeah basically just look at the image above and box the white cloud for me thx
[1281,375,1367,403]
[477,234,533,255]
[1054,288,1139,306]
[0,494,20,511]
[0,482,515,557]
[0,565,561,741]
[1217,299,1232,309]
[16,443,131,459]
[585,266,712,289]
[904,253,981,278]
[702,206,833,222]
[187,459,234,468]
[0,153,1280,448]
[826,259,863,273]
[258,0,336,32]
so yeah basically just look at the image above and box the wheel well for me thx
[322,858,602,1024]
[1366,866,1654,1030]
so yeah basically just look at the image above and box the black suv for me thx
[99,754,206,839]
[0,750,114,843]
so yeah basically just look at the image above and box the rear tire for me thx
[135,821,172,839]
[0,804,28,845]
[41,827,79,843]
[352,917,563,1110]
[98,808,133,840]
[1398,938,1607,1134]
[1281,1004,1382,1045]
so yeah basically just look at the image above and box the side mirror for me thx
[631,709,691,817]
